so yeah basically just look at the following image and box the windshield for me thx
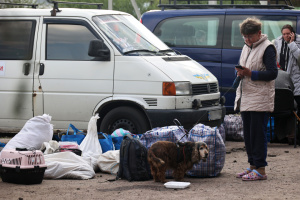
[93,15,174,55]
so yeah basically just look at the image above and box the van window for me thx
[153,16,223,48]
[0,20,36,60]
[46,24,97,60]
[224,15,297,49]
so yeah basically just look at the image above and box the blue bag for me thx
[61,124,86,145]
[112,134,140,150]
[267,117,275,142]
[98,132,114,153]
[112,137,123,150]
[111,128,132,150]
[0,142,6,147]
[111,129,141,150]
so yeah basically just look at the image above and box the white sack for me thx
[3,114,53,151]
[44,152,95,180]
[97,150,120,175]
[40,140,59,154]
[80,114,102,171]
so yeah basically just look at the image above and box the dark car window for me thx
[153,16,224,48]
[46,24,98,60]
[0,20,36,60]
[223,15,297,49]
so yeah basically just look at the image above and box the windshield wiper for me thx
[158,49,178,55]
[158,49,174,53]
[123,49,158,55]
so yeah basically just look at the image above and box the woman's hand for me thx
[236,67,252,78]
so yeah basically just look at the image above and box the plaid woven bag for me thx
[218,123,226,143]
[223,114,244,141]
[139,126,188,178]
[139,126,188,149]
[186,123,225,177]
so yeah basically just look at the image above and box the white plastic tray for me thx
[164,181,191,189]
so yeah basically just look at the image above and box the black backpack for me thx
[117,135,151,181]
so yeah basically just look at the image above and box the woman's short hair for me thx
[239,18,262,35]
[281,24,295,33]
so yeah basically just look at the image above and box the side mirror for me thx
[88,39,110,61]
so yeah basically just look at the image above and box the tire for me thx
[100,106,150,135]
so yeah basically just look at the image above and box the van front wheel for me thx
[100,106,150,135]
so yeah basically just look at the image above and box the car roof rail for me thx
[47,0,104,16]
[158,0,295,11]
[0,2,38,9]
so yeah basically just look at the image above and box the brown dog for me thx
[147,141,209,183]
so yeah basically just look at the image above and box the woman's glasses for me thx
[242,35,255,40]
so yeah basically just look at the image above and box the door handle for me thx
[23,63,30,76]
[39,63,45,76]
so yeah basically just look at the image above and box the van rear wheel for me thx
[100,106,150,135]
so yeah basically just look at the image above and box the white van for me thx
[0,3,225,134]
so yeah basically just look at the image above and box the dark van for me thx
[141,0,299,111]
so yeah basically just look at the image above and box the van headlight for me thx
[163,82,191,96]
[175,82,191,95]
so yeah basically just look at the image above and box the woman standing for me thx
[274,24,300,115]
[235,18,278,181]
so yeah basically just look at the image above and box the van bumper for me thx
[145,105,226,129]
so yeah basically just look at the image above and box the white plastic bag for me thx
[40,140,59,154]
[79,114,102,171]
[44,152,95,179]
[97,150,120,175]
[3,114,53,151]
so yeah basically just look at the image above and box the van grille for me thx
[144,98,157,106]
[192,83,218,95]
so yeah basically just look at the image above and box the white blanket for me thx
[44,152,95,180]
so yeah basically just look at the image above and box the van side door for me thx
[0,17,40,129]
[34,18,114,129]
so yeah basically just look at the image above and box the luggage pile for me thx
[0,114,226,184]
